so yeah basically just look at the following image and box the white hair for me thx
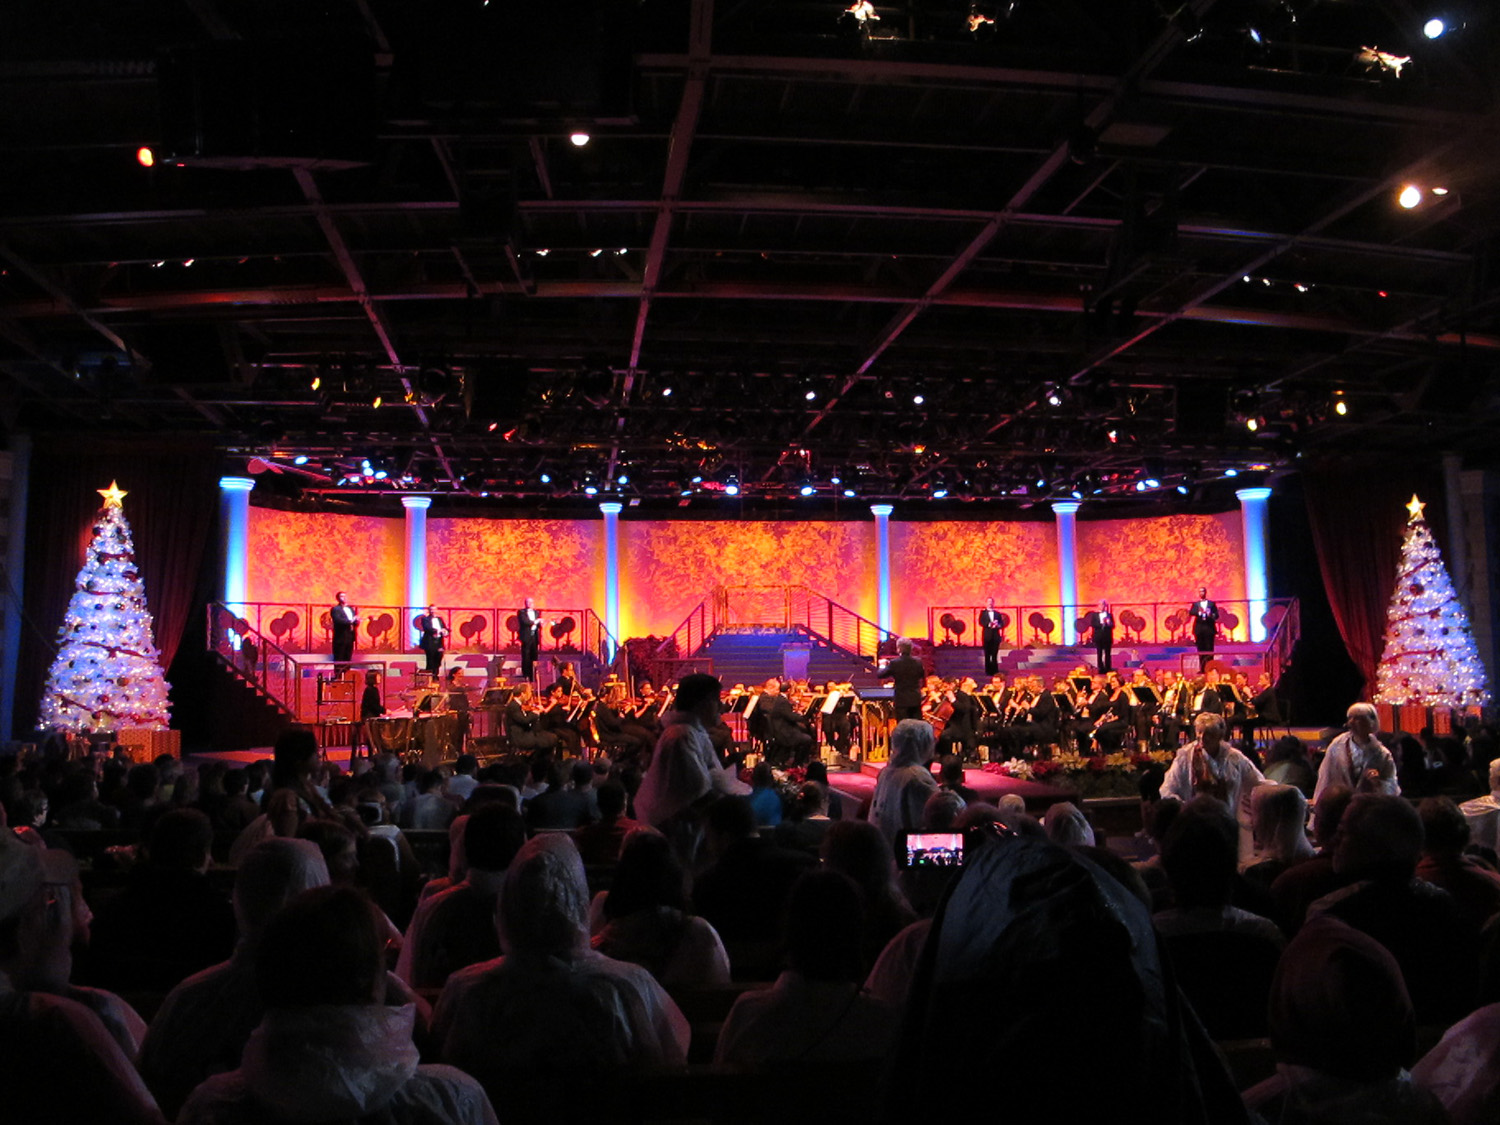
[1346,702,1378,724]
[1193,712,1226,737]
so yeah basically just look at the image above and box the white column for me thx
[402,496,431,646]
[599,501,622,657]
[1236,487,1273,641]
[871,504,893,635]
[218,476,255,612]
[1052,501,1081,644]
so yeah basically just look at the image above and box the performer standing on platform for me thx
[1188,586,1219,671]
[329,591,360,671]
[979,597,1004,677]
[1085,599,1115,673]
[417,603,448,676]
[517,596,543,681]
[876,638,926,720]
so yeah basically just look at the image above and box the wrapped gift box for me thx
[116,727,181,762]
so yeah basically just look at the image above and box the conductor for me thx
[876,638,926,721]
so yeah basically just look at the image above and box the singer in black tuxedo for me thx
[1188,586,1219,672]
[329,591,358,669]
[517,597,542,679]
[978,598,1004,676]
[1085,600,1115,673]
[417,605,447,675]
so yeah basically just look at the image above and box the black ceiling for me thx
[2,0,1498,513]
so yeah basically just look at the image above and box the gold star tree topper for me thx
[1405,494,1426,522]
[97,481,128,508]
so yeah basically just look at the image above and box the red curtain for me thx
[16,439,219,737]
[1301,460,1445,693]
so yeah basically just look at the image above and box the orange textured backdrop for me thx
[247,508,403,608]
[890,521,1058,638]
[427,518,601,614]
[621,521,877,638]
[1075,512,1244,609]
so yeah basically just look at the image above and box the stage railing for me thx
[656,600,711,662]
[208,600,616,668]
[928,597,1298,648]
[207,602,300,718]
[786,585,891,662]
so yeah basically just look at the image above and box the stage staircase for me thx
[654,585,894,687]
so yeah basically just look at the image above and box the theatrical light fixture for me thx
[798,481,816,497]
[569,132,591,147]
[912,391,925,405]
[135,146,156,168]
[661,386,673,397]
[1424,18,1446,37]
[1177,484,1190,495]
[1333,391,1349,416]
[293,455,308,465]
[1398,184,1423,208]
[616,473,629,485]
[725,482,740,496]
[932,485,949,499]
[843,488,856,498]
[1225,468,1240,477]
[1431,186,1450,195]
[1246,416,1261,432]
[310,375,321,391]
[589,248,604,258]
[584,485,598,495]
[372,395,383,408]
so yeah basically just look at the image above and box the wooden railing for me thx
[928,597,1299,648]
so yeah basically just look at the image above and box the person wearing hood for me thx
[179,885,495,1125]
[140,837,427,1117]
[868,719,939,843]
[434,834,689,1120]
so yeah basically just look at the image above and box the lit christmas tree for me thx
[1372,494,1490,708]
[38,482,172,733]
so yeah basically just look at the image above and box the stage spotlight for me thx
[293,455,308,465]
[1246,416,1260,432]
[1176,484,1190,495]
[1225,468,1239,477]
[584,484,598,495]
[799,481,816,497]
[829,472,843,485]
[661,385,673,397]
[725,482,740,496]
[843,487,856,498]
[932,480,949,498]
[569,132,591,147]
[136,146,155,167]
[1143,476,1161,489]
[1398,184,1423,208]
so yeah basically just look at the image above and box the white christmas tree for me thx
[1373,494,1490,708]
[38,482,172,733]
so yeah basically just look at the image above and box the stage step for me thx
[698,631,883,689]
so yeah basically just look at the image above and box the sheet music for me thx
[742,693,761,720]
[821,691,842,715]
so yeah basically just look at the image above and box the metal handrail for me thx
[928,597,1299,648]
[207,603,301,718]
[655,600,711,660]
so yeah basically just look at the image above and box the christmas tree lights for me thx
[38,482,172,732]
[1372,494,1490,708]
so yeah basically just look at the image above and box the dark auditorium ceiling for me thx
[1,0,1498,513]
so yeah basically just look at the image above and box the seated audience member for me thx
[141,837,424,1116]
[401,769,456,831]
[1412,1001,1500,1124]
[773,781,835,856]
[447,754,481,804]
[1042,801,1095,848]
[693,796,816,979]
[1263,735,1316,796]
[215,769,261,834]
[1243,915,1445,1125]
[1416,796,1500,931]
[1458,756,1500,856]
[178,886,495,1125]
[821,819,917,971]
[574,780,641,866]
[227,729,333,864]
[868,719,939,843]
[921,788,965,831]
[1152,796,1284,1038]
[1310,792,1477,1024]
[434,836,689,1119]
[715,870,898,1067]
[1315,703,1400,799]
[591,828,730,989]
[863,918,933,1009]
[397,805,528,990]
[938,755,978,806]
[1270,784,1356,935]
[747,761,783,828]
[525,759,598,831]
[803,760,845,820]
[1243,783,1315,894]
[0,831,165,1125]
[82,807,237,993]
[1160,711,1265,864]
[892,834,1250,1121]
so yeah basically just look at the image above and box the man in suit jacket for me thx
[1085,599,1115,673]
[329,591,359,670]
[517,597,543,680]
[1188,586,1219,671]
[417,604,447,675]
[876,638,926,720]
[978,597,1004,676]
[757,679,814,766]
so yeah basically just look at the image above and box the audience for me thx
[868,719,938,843]
[1242,782,1315,895]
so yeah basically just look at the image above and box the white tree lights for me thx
[38,482,172,733]
[1373,494,1490,709]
